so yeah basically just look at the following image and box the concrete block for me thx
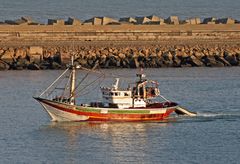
[119,17,137,24]
[216,18,235,24]
[147,15,164,22]
[60,52,70,64]
[29,46,43,63]
[29,46,43,55]
[84,17,118,25]
[21,16,33,23]
[135,16,151,24]
[4,17,35,25]
[5,19,27,25]
[165,16,179,25]
[144,21,166,25]
[203,17,216,24]
[102,17,119,25]
[1,49,14,62]
[48,19,65,25]
[65,17,82,25]
[207,21,216,24]
[185,18,201,24]
[84,17,102,25]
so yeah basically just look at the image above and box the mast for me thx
[136,72,147,99]
[69,55,76,105]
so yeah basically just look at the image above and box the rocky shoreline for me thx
[0,43,239,70]
[0,21,239,70]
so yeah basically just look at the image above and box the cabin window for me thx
[124,93,129,96]
[115,93,118,96]
[110,92,114,96]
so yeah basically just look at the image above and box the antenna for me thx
[112,78,120,90]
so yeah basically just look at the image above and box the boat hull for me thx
[34,98,176,122]
[38,100,89,121]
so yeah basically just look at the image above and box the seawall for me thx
[0,24,240,70]
[0,24,240,43]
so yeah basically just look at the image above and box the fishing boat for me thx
[34,56,196,122]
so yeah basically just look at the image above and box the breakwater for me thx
[0,43,239,70]
[0,23,240,70]
[0,24,240,43]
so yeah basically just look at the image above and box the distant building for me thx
[65,17,82,25]
[216,18,235,24]
[83,17,118,25]
[203,17,217,24]
[165,16,179,25]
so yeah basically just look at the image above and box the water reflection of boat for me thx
[34,56,196,122]
[45,121,170,163]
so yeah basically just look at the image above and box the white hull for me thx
[39,101,89,121]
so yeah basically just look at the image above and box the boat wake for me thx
[196,112,240,119]
[169,111,240,123]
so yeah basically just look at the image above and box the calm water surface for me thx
[0,67,239,163]
[0,0,239,23]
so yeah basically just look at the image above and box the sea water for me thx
[0,67,239,163]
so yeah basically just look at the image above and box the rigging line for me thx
[105,72,134,79]
[39,68,69,97]
[80,66,103,75]
[74,74,104,97]
[74,74,105,97]
[61,70,72,97]
[75,76,105,97]
[159,95,171,102]
[47,72,70,97]
[73,69,92,93]
[72,62,102,94]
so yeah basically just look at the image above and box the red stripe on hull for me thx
[39,99,175,121]
[87,108,174,121]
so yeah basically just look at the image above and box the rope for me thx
[74,74,105,97]
[61,71,72,97]
[159,94,171,102]
[39,68,69,97]
[71,63,103,96]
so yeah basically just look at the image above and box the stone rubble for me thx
[0,44,239,70]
